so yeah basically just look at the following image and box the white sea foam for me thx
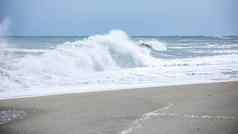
[0,48,49,53]
[0,30,238,99]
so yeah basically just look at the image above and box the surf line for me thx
[119,103,174,134]
[119,103,238,134]
[146,112,238,120]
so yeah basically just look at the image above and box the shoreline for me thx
[1,80,237,101]
[1,81,238,134]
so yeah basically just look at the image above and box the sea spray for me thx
[0,30,161,90]
[0,30,238,99]
[15,30,158,74]
[0,18,10,48]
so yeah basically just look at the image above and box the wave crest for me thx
[0,30,163,89]
[19,30,158,73]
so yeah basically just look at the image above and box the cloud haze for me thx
[3,0,238,36]
[0,18,10,36]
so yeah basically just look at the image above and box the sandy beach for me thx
[0,81,238,134]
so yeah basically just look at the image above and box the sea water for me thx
[0,30,238,99]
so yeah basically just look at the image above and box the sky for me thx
[1,0,238,36]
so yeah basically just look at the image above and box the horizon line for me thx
[1,35,238,38]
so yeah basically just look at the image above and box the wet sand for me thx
[0,81,238,134]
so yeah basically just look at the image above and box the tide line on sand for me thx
[120,103,174,134]
[119,102,238,134]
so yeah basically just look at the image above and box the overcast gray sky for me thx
[1,0,238,36]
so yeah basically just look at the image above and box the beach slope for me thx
[0,82,238,134]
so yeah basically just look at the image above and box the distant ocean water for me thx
[0,30,238,99]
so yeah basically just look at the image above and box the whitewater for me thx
[0,30,238,99]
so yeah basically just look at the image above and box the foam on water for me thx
[0,30,238,99]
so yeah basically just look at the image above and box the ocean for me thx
[0,30,238,99]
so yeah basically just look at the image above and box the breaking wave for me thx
[0,30,165,91]
[15,30,160,71]
[0,30,238,99]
